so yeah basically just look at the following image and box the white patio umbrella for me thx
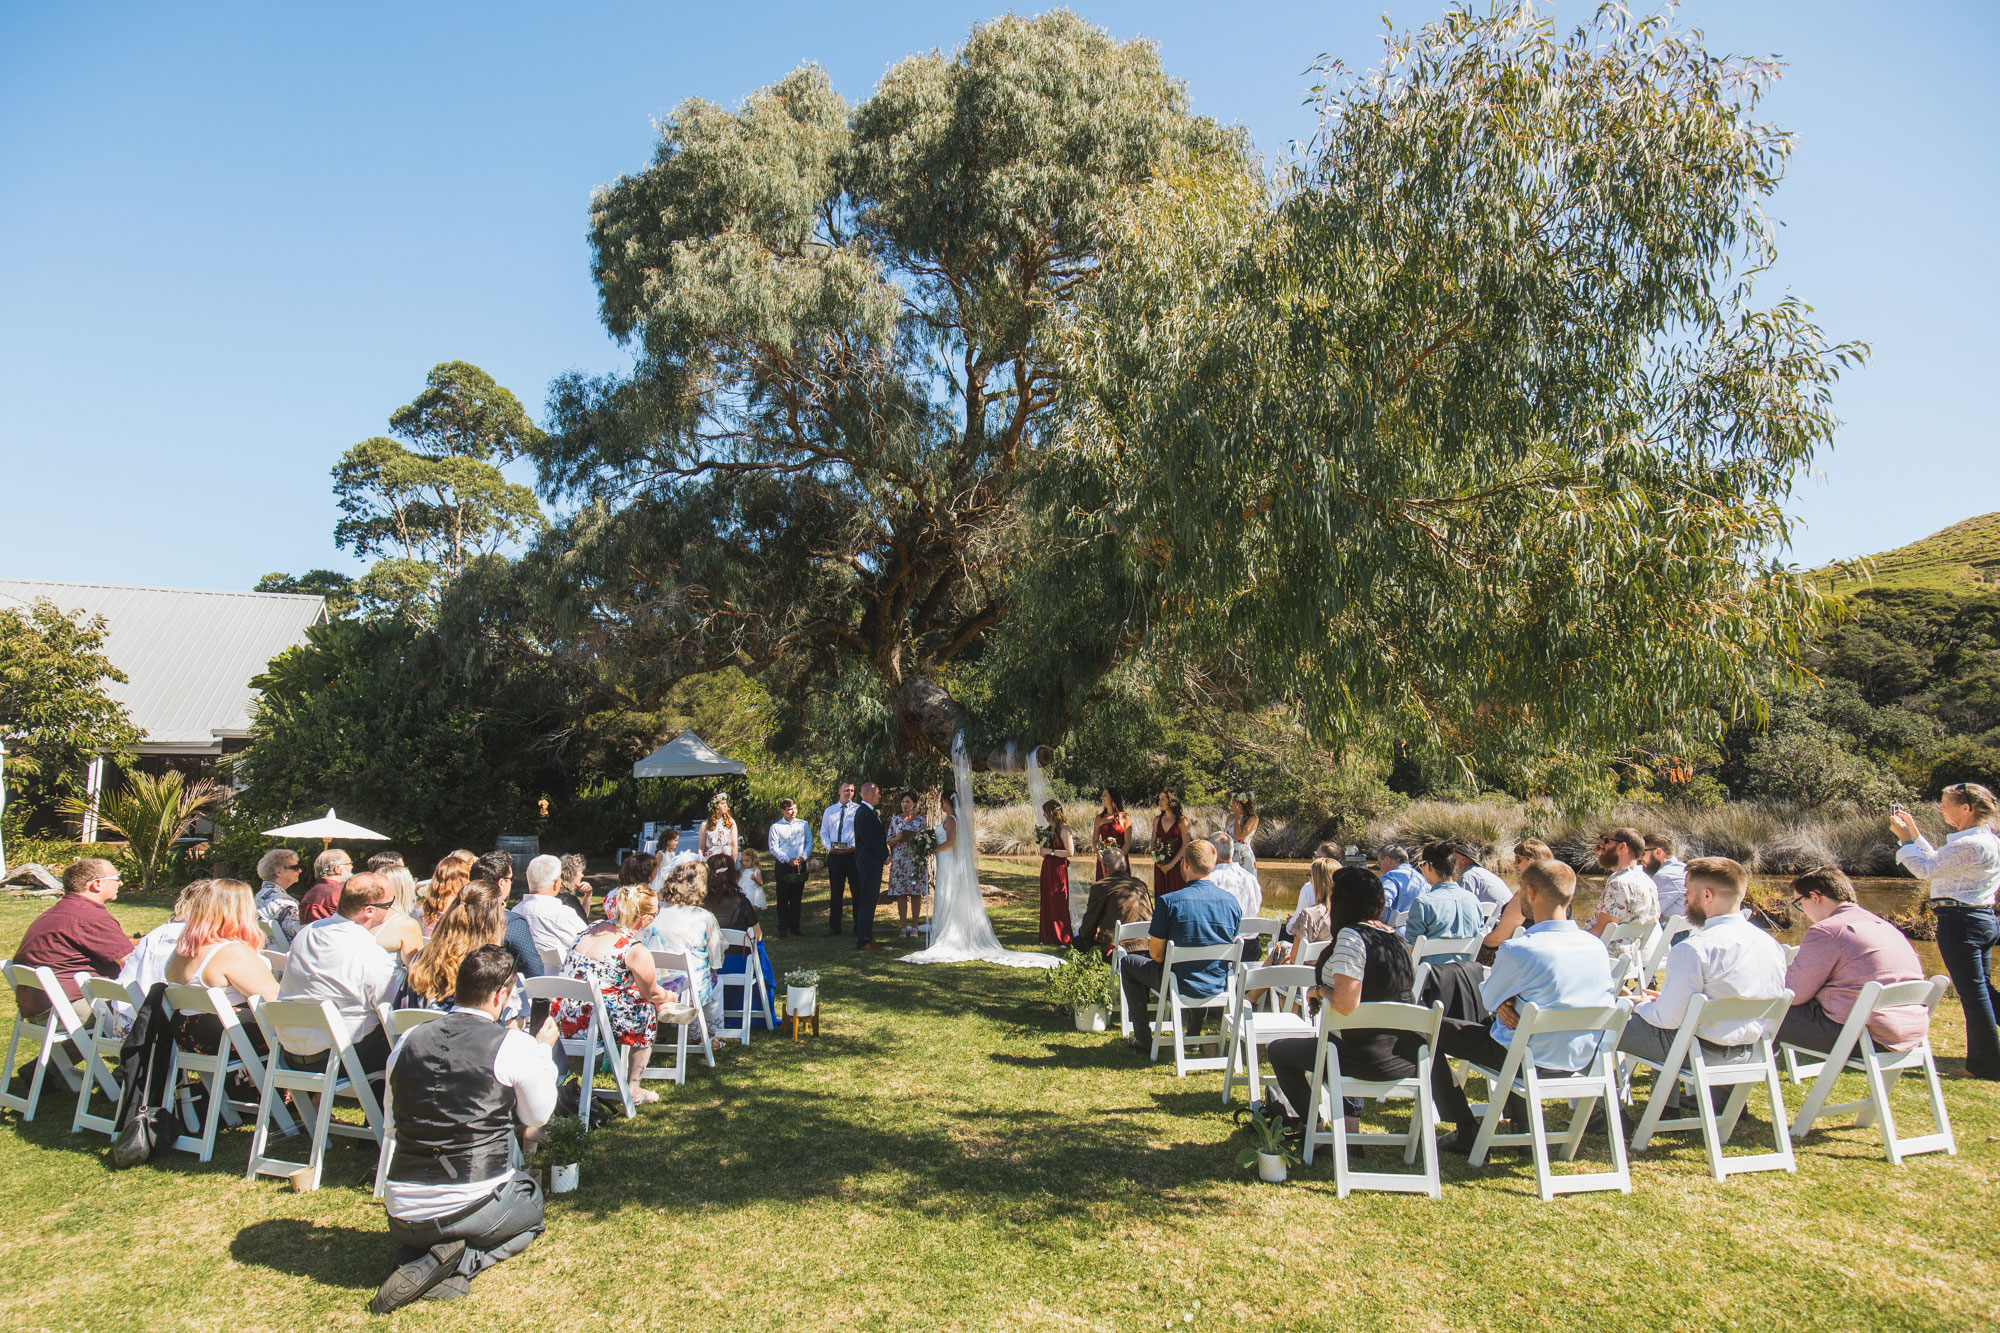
[262,808,390,849]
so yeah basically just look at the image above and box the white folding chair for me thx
[71,976,138,1137]
[1478,901,1504,935]
[1601,920,1660,987]
[1294,939,1331,967]
[715,931,775,1046]
[1237,917,1283,951]
[537,945,564,974]
[1149,942,1238,1075]
[1643,916,1690,983]
[1408,936,1480,1003]
[1,962,91,1122]
[1622,992,1796,1180]
[260,949,289,980]
[1384,908,1410,930]
[1111,921,1153,1038]
[1304,999,1446,1199]
[1779,943,1800,966]
[645,950,717,1084]
[1459,1000,1634,1201]
[163,983,293,1162]
[246,998,385,1190]
[1223,964,1317,1106]
[370,1007,449,1198]
[520,975,635,1128]
[1783,976,1954,1165]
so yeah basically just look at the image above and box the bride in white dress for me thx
[902,734,1058,970]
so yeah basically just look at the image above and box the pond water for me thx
[1036,855,1944,974]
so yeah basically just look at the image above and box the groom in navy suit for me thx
[851,781,889,951]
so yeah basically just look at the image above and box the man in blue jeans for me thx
[1120,841,1241,1052]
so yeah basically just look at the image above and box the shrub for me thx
[1043,949,1115,1012]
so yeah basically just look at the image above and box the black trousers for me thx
[774,869,808,936]
[1431,1018,1534,1135]
[1117,955,1212,1040]
[1266,1035,1415,1123]
[385,1175,544,1293]
[824,853,855,934]
[853,860,883,946]
[1775,998,1849,1055]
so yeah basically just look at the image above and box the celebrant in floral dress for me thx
[886,791,933,940]
[1093,788,1132,882]
[1038,799,1076,946]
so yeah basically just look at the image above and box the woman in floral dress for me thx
[556,882,676,1104]
[885,791,931,939]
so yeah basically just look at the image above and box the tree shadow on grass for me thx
[229,1218,389,1289]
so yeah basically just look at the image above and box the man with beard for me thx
[1588,827,1658,969]
[1643,834,1690,921]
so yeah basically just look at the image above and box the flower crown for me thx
[1232,790,1254,802]
[709,792,729,807]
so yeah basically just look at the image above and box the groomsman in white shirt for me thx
[767,799,813,938]
[819,782,859,938]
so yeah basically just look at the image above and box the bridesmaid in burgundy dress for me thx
[1152,790,1189,896]
[1093,788,1131,882]
[1037,800,1076,946]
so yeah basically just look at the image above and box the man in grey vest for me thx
[369,946,557,1313]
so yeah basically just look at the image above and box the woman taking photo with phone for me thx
[1892,782,2000,1080]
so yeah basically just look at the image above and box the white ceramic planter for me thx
[550,1163,579,1194]
[787,985,818,1017]
[1073,1004,1109,1033]
[1256,1152,1287,1184]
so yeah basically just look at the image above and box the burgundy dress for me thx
[1153,815,1187,896]
[1093,813,1131,882]
[1038,829,1074,946]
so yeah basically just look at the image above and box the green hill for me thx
[1819,511,2000,596]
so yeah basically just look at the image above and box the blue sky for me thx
[2,1,1994,592]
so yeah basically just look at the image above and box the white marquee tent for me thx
[631,729,747,779]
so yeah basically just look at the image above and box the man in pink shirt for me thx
[1781,868,1928,1054]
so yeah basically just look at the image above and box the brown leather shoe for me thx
[858,941,887,951]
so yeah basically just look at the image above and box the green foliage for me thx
[254,570,359,619]
[524,12,1244,757]
[62,770,227,892]
[1820,512,2000,596]
[333,362,545,622]
[1233,1107,1298,1167]
[536,1115,590,1166]
[1042,948,1115,1013]
[782,969,820,989]
[1029,2,1861,785]
[0,599,142,836]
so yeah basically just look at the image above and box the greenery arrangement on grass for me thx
[1234,1107,1301,1171]
[533,1116,589,1169]
[1042,949,1116,1014]
[781,969,819,990]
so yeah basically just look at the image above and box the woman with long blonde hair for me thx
[409,884,509,1007]
[374,864,423,962]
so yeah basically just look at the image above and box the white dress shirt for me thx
[1897,825,2000,907]
[276,916,397,1054]
[1650,858,1689,919]
[1208,861,1263,919]
[513,893,587,960]
[1460,864,1513,908]
[767,816,812,865]
[382,1015,558,1221]
[820,801,858,852]
[1633,912,1788,1046]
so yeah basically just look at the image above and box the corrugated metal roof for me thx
[0,578,326,752]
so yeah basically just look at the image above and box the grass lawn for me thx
[4,859,1997,1331]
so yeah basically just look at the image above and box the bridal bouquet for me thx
[910,828,940,859]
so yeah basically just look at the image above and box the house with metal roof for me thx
[0,578,328,758]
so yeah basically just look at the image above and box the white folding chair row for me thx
[716,930,776,1046]
[1620,991,1796,1181]
[521,974,635,1128]
[0,962,91,1122]
[645,950,717,1083]
[1783,976,1955,1165]
[1642,915,1690,982]
[1304,999,1446,1199]
[72,976,140,1137]
[245,998,385,1191]
[164,983,295,1162]
[1457,999,1634,1201]
[1111,920,1153,1038]
[1150,942,1239,1076]
[1222,965,1316,1106]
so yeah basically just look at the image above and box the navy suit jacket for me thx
[853,801,888,873]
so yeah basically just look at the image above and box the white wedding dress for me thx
[902,733,1058,969]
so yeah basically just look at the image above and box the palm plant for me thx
[63,770,228,891]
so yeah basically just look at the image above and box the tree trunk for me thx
[895,676,1051,771]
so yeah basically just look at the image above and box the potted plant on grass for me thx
[1236,1107,1298,1184]
[538,1115,588,1194]
[1044,948,1116,1032]
[784,968,820,1019]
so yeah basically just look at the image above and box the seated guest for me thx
[469,851,547,989]
[255,848,304,946]
[556,853,592,920]
[163,878,281,1087]
[1432,859,1617,1153]
[372,862,424,964]
[1263,867,1415,1147]
[1075,848,1152,957]
[643,862,726,1032]
[1780,866,1928,1055]
[408,886,510,1011]
[11,857,132,1023]
[1482,839,1553,950]
[1271,858,1337,966]
[514,855,588,962]
[371,945,556,1314]
[1450,840,1513,912]
[1207,834,1263,920]
[298,848,354,923]
[1588,827,1659,965]
[1644,834,1689,921]
[705,858,762,938]
[1118,841,1240,1052]
[275,871,401,1074]
[1404,842,1483,961]
[1620,857,1786,1070]
[556,885,678,1104]
[121,879,203,1003]
[1377,846,1426,921]
[420,855,472,939]
[602,851,658,926]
